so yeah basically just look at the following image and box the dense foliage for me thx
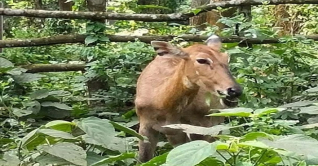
[1,0,318,165]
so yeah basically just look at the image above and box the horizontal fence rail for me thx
[0,0,317,21]
[1,34,318,48]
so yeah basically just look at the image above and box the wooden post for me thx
[0,2,3,53]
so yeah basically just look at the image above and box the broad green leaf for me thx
[197,157,223,166]
[86,152,105,166]
[42,142,87,166]
[110,121,145,140]
[261,134,318,157]
[239,141,269,149]
[12,108,33,117]
[163,124,228,136]
[191,9,202,15]
[301,123,318,129]
[254,108,284,117]
[306,87,318,93]
[26,101,41,114]
[166,140,216,166]
[35,153,70,166]
[6,67,27,75]
[208,108,253,117]
[141,152,168,166]
[90,152,135,166]
[299,106,318,115]
[0,151,20,166]
[0,57,14,68]
[45,120,75,132]
[236,161,253,166]
[30,89,50,99]
[38,129,75,139]
[279,101,317,108]
[78,117,116,148]
[12,73,44,84]
[241,132,273,142]
[215,142,229,150]
[85,36,98,45]
[41,102,72,110]
[19,128,44,150]
[99,36,109,42]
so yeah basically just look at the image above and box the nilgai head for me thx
[151,35,242,107]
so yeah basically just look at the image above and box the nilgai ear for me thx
[151,41,188,58]
[206,35,222,51]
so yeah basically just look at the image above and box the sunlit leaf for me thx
[208,108,253,117]
[110,121,145,140]
[78,117,116,148]
[30,89,50,99]
[38,129,75,139]
[42,142,87,166]
[41,102,72,110]
[90,152,135,166]
[141,152,168,166]
[0,57,14,68]
[166,140,216,166]
[163,124,228,136]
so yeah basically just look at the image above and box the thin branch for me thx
[1,34,318,48]
[0,1,317,21]
[0,8,188,22]
[217,150,233,166]
[22,63,86,73]
[190,0,318,16]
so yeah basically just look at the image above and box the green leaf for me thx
[99,36,109,42]
[85,36,98,45]
[306,87,318,93]
[12,73,44,84]
[241,132,273,142]
[301,123,318,129]
[261,134,318,158]
[166,140,216,166]
[45,120,75,132]
[299,106,318,115]
[279,101,317,108]
[19,128,43,150]
[141,152,168,166]
[208,108,253,117]
[86,152,105,166]
[90,152,136,166]
[41,102,72,110]
[30,89,50,99]
[163,124,228,136]
[236,161,254,166]
[38,129,75,139]
[0,151,20,166]
[0,57,14,68]
[42,142,87,166]
[191,9,202,15]
[110,121,145,140]
[12,108,33,117]
[35,154,70,166]
[254,108,284,117]
[197,157,223,166]
[239,141,269,149]
[78,117,116,148]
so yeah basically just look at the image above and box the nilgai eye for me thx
[196,59,210,65]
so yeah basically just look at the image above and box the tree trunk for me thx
[274,4,301,36]
[190,0,237,31]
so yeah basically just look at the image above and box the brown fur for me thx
[135,40,241,162]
